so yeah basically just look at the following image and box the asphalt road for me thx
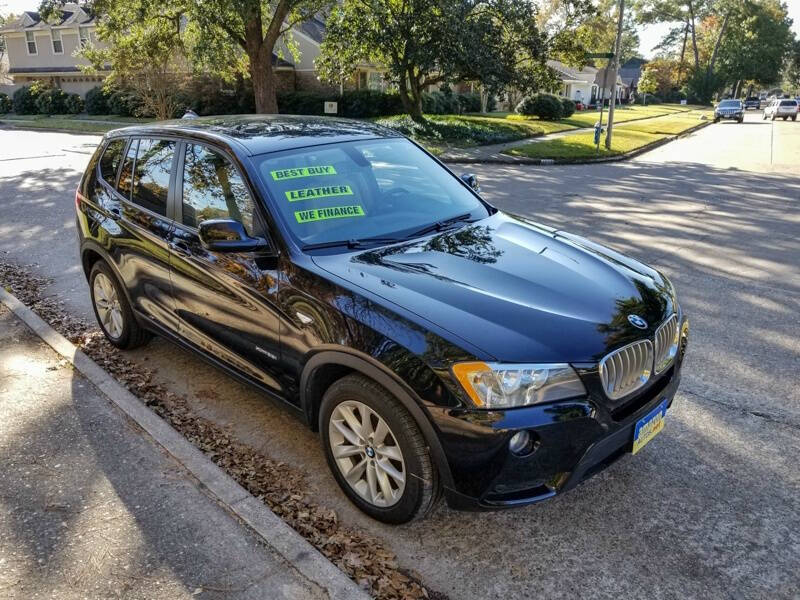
[1,110,799,599]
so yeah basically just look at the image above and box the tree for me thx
[78,8,187,119]
[317,0,593,121]
[715,0,793,91]
[784,39,800,93]
[41,0,331,114]
[574,0,640,64]
[637,63,659,101]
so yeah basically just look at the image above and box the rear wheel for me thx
[793,116,797,121]
[320,374,440,523]
[89,261,151,349]
[783,116,788,121]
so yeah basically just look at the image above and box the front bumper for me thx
[437,338,686,511]
[715,111,743,120]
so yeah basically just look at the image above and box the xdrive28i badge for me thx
[628,314,648,329]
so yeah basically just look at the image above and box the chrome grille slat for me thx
[654,314,679,374]
[599,339,653,400]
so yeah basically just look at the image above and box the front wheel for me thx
[320,374,440,523]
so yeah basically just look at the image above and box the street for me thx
[1,111,799,599]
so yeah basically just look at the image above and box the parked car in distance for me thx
[743,97,761,110]
[763,98,799,121]
[714,99,744,123]
[75,116,689,523]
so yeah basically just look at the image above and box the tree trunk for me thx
[677,20,689,85]
[397,74,423,121]
[687,1,699,68]
[707,12,729,75]
[250,55,278,114]
[406,71,425,122]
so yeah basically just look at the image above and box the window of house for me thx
[99,139,127,187]
[51,29,63,54]
[130,139,175,216]
[79,26,90,47]
[25,31,37,55]
[181,144,255,233]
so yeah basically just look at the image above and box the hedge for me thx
[560,97,576,118]
[0,92,11,114]
[85,86,111,115]
[13,83,48,115]
[516,94,564,120]
[35,88,69,115]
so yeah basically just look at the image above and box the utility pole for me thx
[605,0,626,150]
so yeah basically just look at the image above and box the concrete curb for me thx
[0,287,370,600]
[441,119,713,165]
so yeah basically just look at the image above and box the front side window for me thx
[99,138,126,187]
[51,29,63,54]
[131,138,175,216]
[181,144,255,233]
[256,138,489,247]
[25,31,37,54]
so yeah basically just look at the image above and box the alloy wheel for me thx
[328,400,406,507]
[93,272,124,339]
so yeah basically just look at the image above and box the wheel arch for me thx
[300,348,455,490]
[80,241,135,309]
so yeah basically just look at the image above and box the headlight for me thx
[451,362,586,409]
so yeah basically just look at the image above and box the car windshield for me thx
[255,138,490,248]
[718,100,741,108]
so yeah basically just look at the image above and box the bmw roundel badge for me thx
[628,314,648,329]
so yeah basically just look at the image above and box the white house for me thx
[547,60,599,105]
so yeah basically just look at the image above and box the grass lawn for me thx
[0,113,154,133]
[374,114,553,151]
[504,108,712,160]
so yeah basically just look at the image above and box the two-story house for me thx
[0,5,385,99]
[0,3,107,97]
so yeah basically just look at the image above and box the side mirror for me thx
[460,173,481,192]
[198,218,268,253]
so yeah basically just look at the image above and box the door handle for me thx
[169,240,192,255]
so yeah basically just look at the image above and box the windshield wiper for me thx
[401,212,474,240]
[301,236,403,252]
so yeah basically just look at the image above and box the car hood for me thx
[311,212,675,363]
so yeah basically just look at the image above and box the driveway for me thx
[0,112,798,599]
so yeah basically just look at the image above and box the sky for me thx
[2,0,800,59]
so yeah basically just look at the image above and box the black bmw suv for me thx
[76,116,688,523]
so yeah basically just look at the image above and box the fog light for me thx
[509,431,533,455]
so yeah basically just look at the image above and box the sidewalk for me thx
[0,304,327,600]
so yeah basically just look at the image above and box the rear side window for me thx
[131,138,176,216]
[117,139,137,199]
[99,138,126,187]
[181,144,255,233]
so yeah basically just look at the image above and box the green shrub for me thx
[516,94,564,120]
[64,93,84,115]
[35,88,69,115]
[85,86,111,115]
[457,93,481,113]
[0,93,11,114]
[634,94,662,105]
[560,98,576,118]
[277,90,404,118]
[108,90,141,116]
[13,84,46,115]
[374,115,528,145]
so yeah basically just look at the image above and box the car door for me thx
[167,141,286,396]
[101,136,178,331]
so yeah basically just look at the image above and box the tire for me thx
[793,116,797,121]
[714,117,720,123]
[738,118,743,123]
[783,116,788,121]
[89,261,151,349]
[771,115,776,121]
[319,374,440,523]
